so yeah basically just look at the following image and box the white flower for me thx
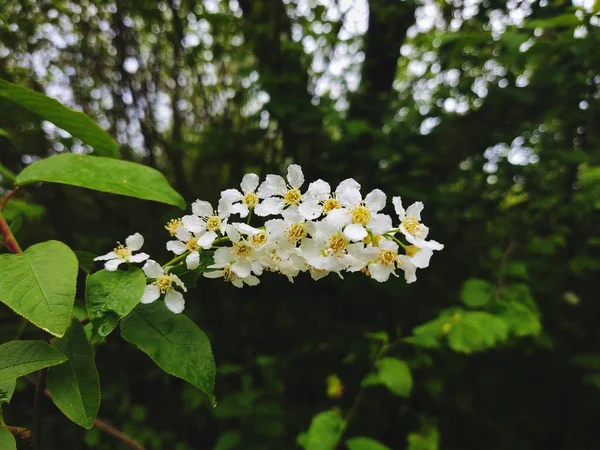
[298,178,361,220]
[221,173,261,218]
[181,198,231,249]
[299,221,371,274]
[166,227,203,270]
[203,246,260,288]
[264,209,310,251]
[392,197,444,250]
[366,239,419,283]
[141,260,187,313]
[254,164,305,216]
[325,187,393,242]
[94,233,150,271]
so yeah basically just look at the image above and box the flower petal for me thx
[365,189,386,212]
[191,200,214,217]
[142,260,164,278]
[230,203,249,218]
[166,240,187,255]
[244,275,260,286]
[129,253,149,263]
[231,259,252,278]
[369,263,394,282]
[411,248,433,268]
[105,259,124,271]
[325,208,351,228]
[298,200,323,220]
[175,226,192,242]
[186,251,200,270]
[406,202,424,221]
[368,213,393,234]
[336,178,361,195]
[258,175,287,197]
[141,284,161,304]
[171,274,187,292]
[204,270,224,279]
[125,233,144,251]
[344,223,368,241]
[94,251,117,261]
[241,173,259,193]
[254,197,285,217]
[198,231,218,249]
[164,290,185,313]
[218,198,231,218]
[286,164,304,189]
[182,215,206,234]
[220,188,243,202]
[338,187,362,208]
[392,197,405,220]
[305,179,331,201]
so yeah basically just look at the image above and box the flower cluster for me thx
[94,165,443,313]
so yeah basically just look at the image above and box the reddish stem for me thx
[0,188,18,210]
[0,209,22,254]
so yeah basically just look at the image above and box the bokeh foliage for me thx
[1,0,600,448]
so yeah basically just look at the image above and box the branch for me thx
[0,209,22,254]
[0,425,32,442]
[0,188,18,210]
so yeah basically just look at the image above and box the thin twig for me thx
[94,418,146,450]
[0,187,18,210]
[32,368,48,450]
[0,425,32,441]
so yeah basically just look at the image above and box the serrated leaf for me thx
[0,240,78,337]
[120,302,216,401]
[0,379,16,404]
[0,341,67,382]
[298,410,344,450]
[0,78,118,158]
[0,428,16,450]
[46,320,101,429]
[460,279,493,308]
[346,436,391,450]
[16,153,185,209]
[362,357,413,397]
[86,268,146,342]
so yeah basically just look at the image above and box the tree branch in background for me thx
[237,0,330,175]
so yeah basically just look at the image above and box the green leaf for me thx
[120,303,216,401]
[15,153,186,209]
[407,425,439,450]
[74,250,97,274]
[46,320,101,429]
[0,79,119,158]
[86,268,146,342]
[346,437,391,450]
[0,379,16,404]
[523,13,580,29]
[447,312,509,353]
[362,357,413,397]
[0,340,67,383]
[298,410,344,450]
[0,428,16,450]
[460,279,493,308]
[0,240,78,336]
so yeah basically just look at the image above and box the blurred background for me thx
[1,0,600,449]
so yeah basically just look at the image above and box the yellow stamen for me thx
[165,219,182,236]
[155,275,173,293]
[284,188,302,205]
[286,223,307,243]
[402,217,425,238]
[350,203,371,226]
[377,248,397,265]
[243,192,259,208]
[186,238,200,252]
[233,241,251,257]
[206,216,221,232]
[405,245,420,257]
[363,234,382,246]
[114,243,132,260]
[251,231,267,246]
[327,233,348,255]
[322,198,340,214]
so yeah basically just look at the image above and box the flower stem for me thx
[0,188,18,210]
[162,252,188,268]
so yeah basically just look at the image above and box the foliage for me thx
[1,0,600,449]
